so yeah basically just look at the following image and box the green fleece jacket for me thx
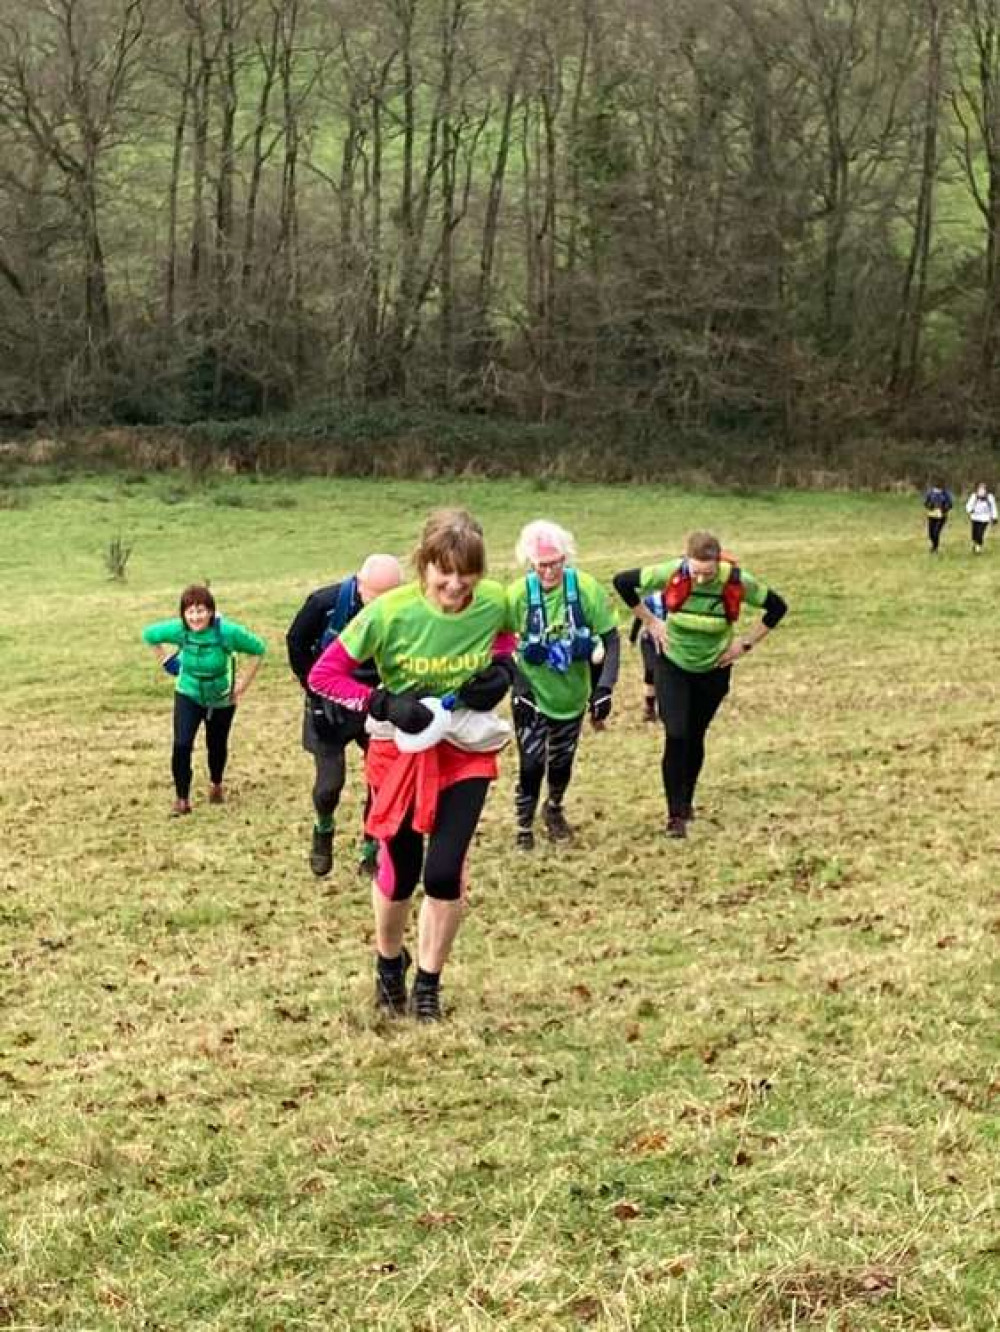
[142,616,266,707]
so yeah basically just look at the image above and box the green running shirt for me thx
[638,560,769,673]
[339,580,515,697]
[507,569,617,718]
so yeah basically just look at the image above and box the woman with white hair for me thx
[507,520,620,849]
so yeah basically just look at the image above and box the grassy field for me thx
[0,473,997,1331]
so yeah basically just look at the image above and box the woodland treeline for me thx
[1,0,999,446]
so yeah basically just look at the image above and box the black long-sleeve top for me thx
[285,579,380,690]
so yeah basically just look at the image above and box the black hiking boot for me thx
[375,948,411,1017]
[543,800,574,842]
[310,828,334,877]
[410,976,443,1023]
[516,827,535,852]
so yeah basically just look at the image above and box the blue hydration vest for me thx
[318,576,359,652]
[521,568,595,673]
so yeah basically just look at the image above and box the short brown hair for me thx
[179,583,216,617]
[685,530,721,561]
[413,509,486,580]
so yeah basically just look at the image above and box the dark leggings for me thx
[172,693,236,799]
[655,657,731,816]
[312,741,371,823]
[971,519,989,549]
[303,705,368,821]
[927,516,946,551]
[513,703,585,827]
[640,635,659,687]
[379,778,490,902]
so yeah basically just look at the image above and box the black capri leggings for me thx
[379,777,490,902]
[172,693,236,799]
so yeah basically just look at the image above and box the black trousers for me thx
[655,656,731,817]
[380,778,490,902]
[927,516,946,551]
[172,693,236,799]
[971,519,989,548]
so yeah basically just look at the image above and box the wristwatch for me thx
[742,638,753,653]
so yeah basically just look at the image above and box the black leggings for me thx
[513,701,585,827]
[655,657,731,816]
[927,516,946,551]
[379,778,490,902]
[172,693,236,799]
[971,519,989,549]
[640,635,659,687]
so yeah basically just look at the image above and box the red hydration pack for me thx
[665,556,744,622]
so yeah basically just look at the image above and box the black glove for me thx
[457,658,516,711]
[589,686,613,724]
[368,687,434,734]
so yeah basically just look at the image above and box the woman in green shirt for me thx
[614,531,787,839]
[142,584,266,815]
[508,520,620,849]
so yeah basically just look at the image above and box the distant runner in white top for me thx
[965,483,998,553]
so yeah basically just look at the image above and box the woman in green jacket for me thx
[142,584,266,815]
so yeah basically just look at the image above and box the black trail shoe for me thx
[516,827,535,851]
[375,948,411,1017]
[310,828,334,877]
[543,801,574,842]
[665,815,688,839]
[410,978,442,1023]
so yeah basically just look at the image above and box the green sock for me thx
[315,816,334,834]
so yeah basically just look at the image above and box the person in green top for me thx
[507,520,620,850]
[308,509,518,1022]
[142,584,266,816]
[614,531,787,839]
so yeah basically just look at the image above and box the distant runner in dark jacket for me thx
[923,482,953,554]
[286,554,402,876]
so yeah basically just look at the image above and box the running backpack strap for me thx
[664,558,692,613]
[563,567,594,661]
[522,572,549,665]
[319,576,359,651]
[720,560,744,623]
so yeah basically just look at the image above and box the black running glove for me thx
[589,686,613,724]
[368,687,434,734]
[457,658,516,711]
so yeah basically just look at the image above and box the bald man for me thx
[287,554,402,876]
